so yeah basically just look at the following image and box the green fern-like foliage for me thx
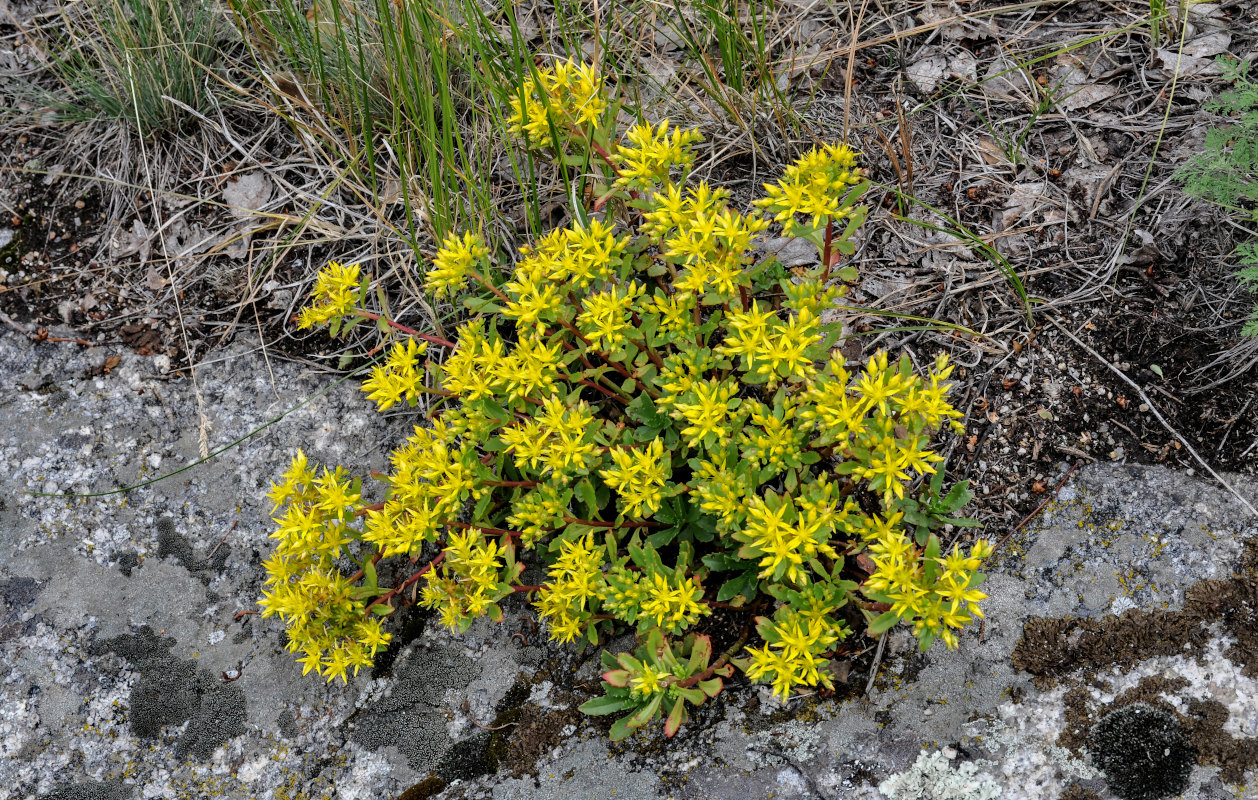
[1177,57,1258,335]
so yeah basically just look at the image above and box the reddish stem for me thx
[444,519,526,539]
[576,377,630,404]
[469,270,511,303]
[588,141,623,176]
[365,552,445,613]
[354,310,456,349]
[821,217,835,281]
[563,517,664,529]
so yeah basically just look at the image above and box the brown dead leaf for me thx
[120,323,161,355]
[85,354,122,378]
[977,137,1008,166]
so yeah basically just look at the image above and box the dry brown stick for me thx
[841,0,871,141]
[863,632,887,698]
[1047,316,1257,517]
[993,461,1080,554]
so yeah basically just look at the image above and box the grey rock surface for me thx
[1,330,1255,800]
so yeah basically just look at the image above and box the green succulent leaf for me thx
[579,694,640,716]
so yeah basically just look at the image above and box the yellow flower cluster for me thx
[650,183,769,298]
[266,60,994,718]
[500,395,598,477]
[425,231,489,298]
[440,321,563,404]
[737,494,841,585]
[754,143,864,235]
[670,379,738,448]
[297,261,360,329]
[612,121,702,191]
[744,608,845,700]
[504,219,629,331]
[599,440,668,518]
[419,527,506,631]
[577,280,645,349]
[603,567,709,635]
[535,534,604,643]
[362,423,478,559]
[507,60,607,148]
[260,452,391,684]
[362,338,429,411]
[629,665,672,699]
[863,520,994,650]
[719,302,823,382]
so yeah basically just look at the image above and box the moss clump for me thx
[1089,704,1195,800]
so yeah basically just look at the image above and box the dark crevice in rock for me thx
[37,778,132,800]
[1013,540,1258,687]
[155,516,230,584]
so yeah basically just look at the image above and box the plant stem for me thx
[445,519,526,539]
[563,517,664,529]
[678,626,749,689]
[575,377,631,404]
[557,319,659,399]
[588,141,622,176]
[821,216,835,280]
[354,310,456,349]
[468,269,511,303]
[365,552,445,614]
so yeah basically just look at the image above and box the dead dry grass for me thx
[0,0,1255,526]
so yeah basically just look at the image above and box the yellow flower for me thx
[754,143,863,235]
[638,571,709,632]
[739,495,838,585]
[576,281,644,350]
[629,667,672,699]
[425,231,489,297]
[362,338,430,411]
[743,609,846,699]
[672,379,738,447]
[297,262,360,329]
[613,121,703,191]
[600,439,669,518]
[508,60,608,148]
[535,533,605,643]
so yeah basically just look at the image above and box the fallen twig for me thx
[864,632,887,698]
[994,461,1079,553]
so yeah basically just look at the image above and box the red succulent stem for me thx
[444,520,526,540]
[354,310,457,349]
[365,552,445,614]
[563,517,664,529]
[821,216,835,281]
